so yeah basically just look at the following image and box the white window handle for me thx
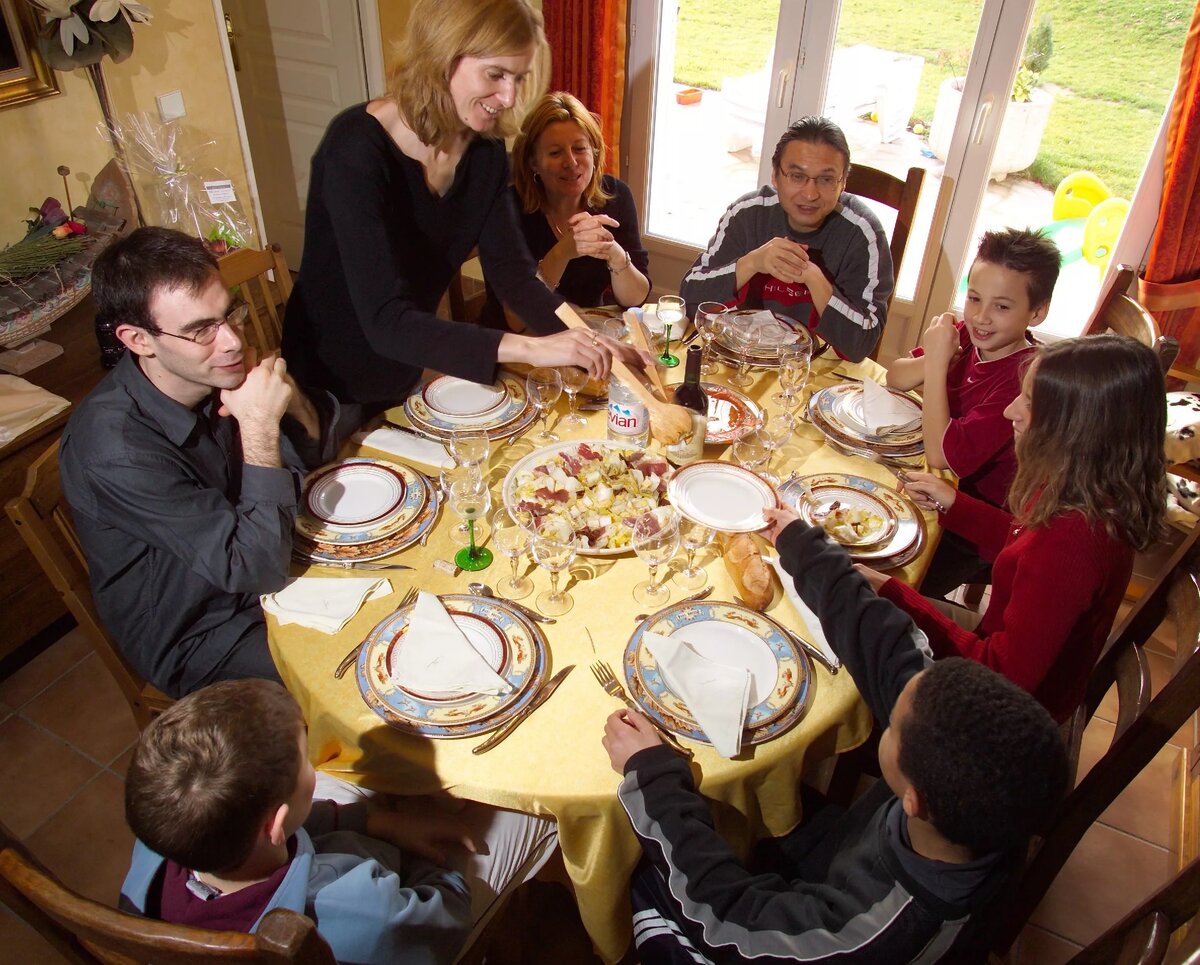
[971,98,994,145]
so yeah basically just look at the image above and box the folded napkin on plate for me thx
[0,375,70,446]
[262,577,393,634]
[762,556,841,671]
[391,591,511,695]
[642,630,751,758]
[354,427,449,470]
[743,310,800,347]
[861,378,921,435]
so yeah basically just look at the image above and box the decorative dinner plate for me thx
[810,383,924,450]
[779,473,925,566]
[669,382,763,444]
[624,601,813,744]
[297,460,427,545]
[294,474,441,563]
[799,483,898,549]
[421,376,510,422]
[709,309,826,366]
[405,374,532,439]
[666,461,778,533]
[356,595,548,737]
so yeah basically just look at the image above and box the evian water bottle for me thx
[607,376,650,446]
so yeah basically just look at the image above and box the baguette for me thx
[721,532,775,611]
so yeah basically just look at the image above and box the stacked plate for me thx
[709,309,822,368]
[293,457,440,563]
[779,472,927,569]
[356,594,549,738]
[808,382,924,459]
[668,382,763,444]
[666,461,778,533]
[404,374,536,441]
[624,601,814,745]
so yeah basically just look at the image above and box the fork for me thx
[334,586,418,678]
[590,660,694,758]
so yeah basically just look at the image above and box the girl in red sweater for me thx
[857,334,1166,722]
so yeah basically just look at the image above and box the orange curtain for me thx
[1143,2,1200,368]
[542,0,628,176]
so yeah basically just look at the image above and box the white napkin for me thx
[354,427,450,470]
[642,630,751,758]
[391,591,511,695]
[762,555,841,671]
[262,577,393,634]
[0,375,69,446]
[861,379,921,435]
[744,310,800,347]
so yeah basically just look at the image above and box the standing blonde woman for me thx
[283,0,636,409]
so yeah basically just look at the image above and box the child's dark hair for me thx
[899,659,1068,854]
[125,680,305,873]
[974,228,1062,309]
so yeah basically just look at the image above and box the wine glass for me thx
[531,528,578,616]
[729,320,761,388]
[526,367,562,443]
[695,301,727,375]
[656,295,685,368]
[674,518,715,590]
[491,507,533,599]
[632,506,680,606]
[559,365,590,427]
[732,430,771,477]
[756,412,793,485]
[440,461,486,539]
[449,477,493,572]
[447,427,490,469]
[774,341,813,410]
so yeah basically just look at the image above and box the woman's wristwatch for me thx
[607,248,632,274]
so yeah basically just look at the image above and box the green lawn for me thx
[673,0,1191,196]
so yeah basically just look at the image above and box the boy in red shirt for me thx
[887,228,1060,598]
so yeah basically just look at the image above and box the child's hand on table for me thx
[602,709,663,773]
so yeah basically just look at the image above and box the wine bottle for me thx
[667,345,708,466]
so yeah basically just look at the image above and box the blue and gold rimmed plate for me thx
[356,594,548,737]
[624,601,813,745]
[709,309,827,366]
[779,473,925,568]
[294,473,441,563]
[809,383,924,452]
[404,373,533,440]
[297,459,427,545]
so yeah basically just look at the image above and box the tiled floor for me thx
[0,616,1192,963]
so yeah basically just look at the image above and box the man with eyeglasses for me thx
[60,227,349,697]
[681,116,893,363]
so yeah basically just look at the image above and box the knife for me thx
[505,598,556,625]
[472,664,575,753]
[307,561,415,571]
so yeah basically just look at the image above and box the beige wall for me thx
[0,0,250,247]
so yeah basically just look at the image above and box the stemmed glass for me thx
[531,527,579,616]
[674,518,715,590]
[447,427,490,470]
[559,365,590,427]
[448,476,492,572]
[491,508,533,599]
[632,506,681,606]
[774,341,813,412]
[756,412,793,485]
[732,430,771,478]
[729,321,762,388]
[526,367,562,443]
[656,295,685,368]
[695,301,727,375]
[440,461,487,540]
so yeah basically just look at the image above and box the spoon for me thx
[467,582,556,624]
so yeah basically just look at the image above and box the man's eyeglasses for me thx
[778,170,844,191]
[154,302,250,346]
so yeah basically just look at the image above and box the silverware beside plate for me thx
[472,664,575,753]
[633,585,713,622]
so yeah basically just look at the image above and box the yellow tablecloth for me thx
[267,352,939,963]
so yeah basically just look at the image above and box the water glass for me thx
[448,427,490,469]
[730,321,761,388]
[440,461,486,540]
[756,412,793,485]
[732,431,771,477]
[774,342,813,411]
[449,478,492,572]
[531,530,579,616]
[674,518,715,590]
[526,367,563,443]
[559,365,590,427]
[656,295,685,368]
[491,507,533,600]
[695,301,727,375]
[632,506,680,606]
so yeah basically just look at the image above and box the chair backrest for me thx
[4,441,172,730]
[844,164,925,360]
[1083,264,1160,346]
[217,244,293,354]
[0,822,336,965]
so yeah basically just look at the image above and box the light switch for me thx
[156,90,186,122]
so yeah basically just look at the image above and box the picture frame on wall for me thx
[0,0,61,110]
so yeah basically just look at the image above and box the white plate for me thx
[421,376,509,421]
[305,461,407,527]
[666,461,778,532]
[659,621,779,705]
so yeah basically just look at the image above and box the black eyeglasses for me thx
[153,302,249,346]
[779,170,844,191]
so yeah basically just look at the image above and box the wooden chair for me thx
[1067,856,1200,965]
[217,244,293,354]
[0,822,335,964]
[4,441,172,730]
[844,164,924,360]
[1083,264,1159,346]
[959,546,1200,959]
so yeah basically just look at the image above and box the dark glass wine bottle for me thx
[667,344,708,466]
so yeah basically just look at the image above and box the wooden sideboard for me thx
[0,296,106,660]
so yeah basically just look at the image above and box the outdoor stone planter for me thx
[928,76,1054,181]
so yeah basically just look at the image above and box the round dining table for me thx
[267,344,941,963]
